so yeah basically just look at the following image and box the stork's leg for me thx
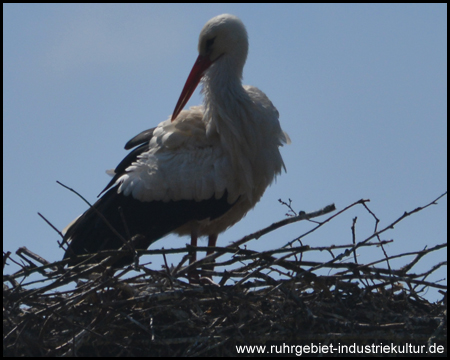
[188,228,199,283]
[202,234,218,278]
[207,234,218,256]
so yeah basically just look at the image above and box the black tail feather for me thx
[63,188,233,267]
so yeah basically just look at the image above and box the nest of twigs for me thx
[3,194,447,357]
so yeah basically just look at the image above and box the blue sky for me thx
[3,4,447,300]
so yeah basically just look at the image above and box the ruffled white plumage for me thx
[117,106,230,203]
[117,87,288,204]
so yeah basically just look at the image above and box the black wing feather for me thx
[99,142,150,196]
[125,127,156,150]
[99,127,155,196]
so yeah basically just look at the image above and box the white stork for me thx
[62,14,290,278]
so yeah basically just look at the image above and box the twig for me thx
[37,212,64,238]
[56,181,128,246]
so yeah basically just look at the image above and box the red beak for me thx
[171,55,213,122]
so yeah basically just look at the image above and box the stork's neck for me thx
[201,58,263,202]
[201,55,249,136]
[203,57,245,100]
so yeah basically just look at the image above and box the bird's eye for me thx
[205,37,216,53]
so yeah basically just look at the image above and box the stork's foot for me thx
[188,269,200,285]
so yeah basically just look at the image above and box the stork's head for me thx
[171,14,249,121]
[198,14,248,71]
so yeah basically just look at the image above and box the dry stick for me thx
[37,212,64,239]
[3,251,11,270]
[161,248,174,288]
[351,216,358,264]
[360,200,394,279]
[16,247,51,266]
